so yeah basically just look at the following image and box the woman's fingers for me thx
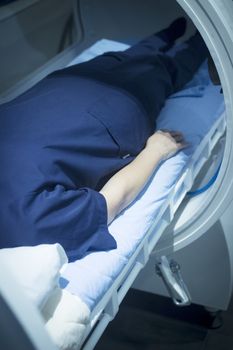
[158,129,183,137]
[158,129,185,144]
[158,129,182,134]
[159,130,190,152]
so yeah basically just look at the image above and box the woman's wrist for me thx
[144,138,165,162]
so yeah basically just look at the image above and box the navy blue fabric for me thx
[0,32,208,260]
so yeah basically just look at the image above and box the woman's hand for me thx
[100,129,187,224]
[145,130,187,160]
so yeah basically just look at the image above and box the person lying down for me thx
[0,18,210,261]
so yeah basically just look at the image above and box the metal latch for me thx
[155,256,191,307]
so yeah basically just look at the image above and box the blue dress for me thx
[0,33,208,260]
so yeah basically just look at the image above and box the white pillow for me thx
[0,244,68,309]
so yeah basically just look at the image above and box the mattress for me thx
[60,39,225,314]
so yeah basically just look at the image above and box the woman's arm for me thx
[100,130,186,224]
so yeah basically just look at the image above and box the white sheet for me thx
[0,243,90,349]
[42,288,90,350]
[0,243,67,309]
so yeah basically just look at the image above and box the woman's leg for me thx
[52,22,208,126]
[123,17,187,57]
[99,31,209,121]
[63,18,187,73]
[160,31,209,92]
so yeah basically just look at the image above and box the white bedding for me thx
[42,288,90,350]
[0,243,67,309]
[0,244,90,350]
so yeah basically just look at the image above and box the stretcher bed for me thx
[1,0,232,349]
[31,39,224,350]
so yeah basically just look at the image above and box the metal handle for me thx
[156,256,191,306]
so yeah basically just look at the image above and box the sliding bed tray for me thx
[47,40,226,349]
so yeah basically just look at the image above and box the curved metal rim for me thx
[158,0,233,253]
